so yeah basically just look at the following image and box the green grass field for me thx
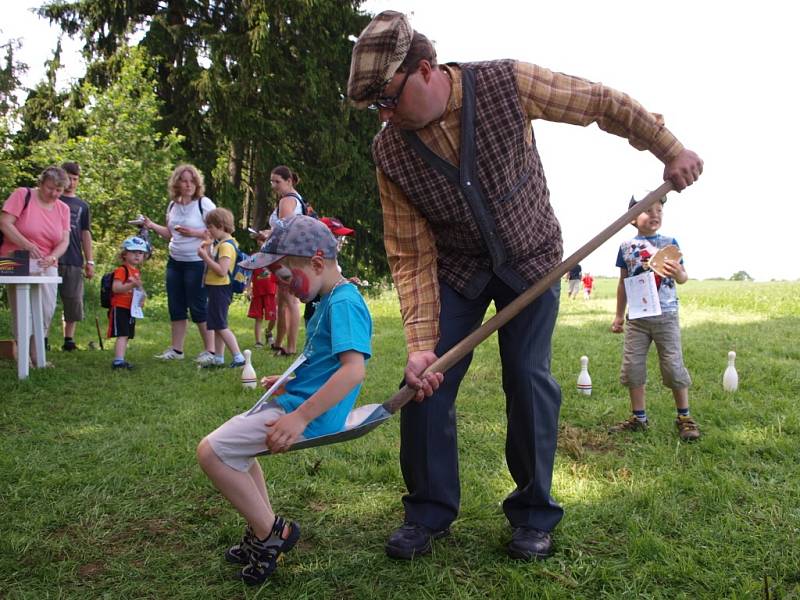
[2,279,799,599]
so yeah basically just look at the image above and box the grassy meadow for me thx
[1,278,799,599]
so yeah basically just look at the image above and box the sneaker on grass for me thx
[194,350,215,363]
[675,415,701,441]
[155,348,184,360]
[197,354,221,368]
[608,415,648,433]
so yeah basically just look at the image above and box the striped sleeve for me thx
[515,61,684,164]
[377,168,440,352]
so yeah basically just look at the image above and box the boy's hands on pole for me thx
[405,350,444,402]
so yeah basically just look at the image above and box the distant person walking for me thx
[567,264,582,299]
[57,161,95,351]
[582,272,594,299]
[142,164,216,363]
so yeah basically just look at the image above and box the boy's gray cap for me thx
[629,192,667,209]
[240,215,338,270]
[347,10,413,108]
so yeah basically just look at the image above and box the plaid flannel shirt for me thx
[378,61,685,352]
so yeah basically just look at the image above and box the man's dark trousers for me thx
[399,277,564,532]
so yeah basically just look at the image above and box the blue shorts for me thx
[206,284,233,331]
[166,258,208,323]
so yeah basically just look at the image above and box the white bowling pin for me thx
[241,349,257,389]
[723,351,738,392]
[577,355,592,395]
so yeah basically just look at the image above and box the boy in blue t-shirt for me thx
[197,215,372,586]
[609,194,699,441]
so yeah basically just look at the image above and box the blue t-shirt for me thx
[616,233,683,312]
[276,282,372,438]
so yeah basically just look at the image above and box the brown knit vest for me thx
[373,60,563,298]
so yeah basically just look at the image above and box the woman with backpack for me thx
[0,166,71,366]
[266,165,305,357]
[141,164,217,363]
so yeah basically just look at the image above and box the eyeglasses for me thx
[370,70,411,110]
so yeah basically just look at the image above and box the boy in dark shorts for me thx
[108,236,148,369]
[196,207,246,368]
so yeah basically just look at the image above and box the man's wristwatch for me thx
[86,260,95,266]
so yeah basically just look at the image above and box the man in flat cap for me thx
[348,10,703,561]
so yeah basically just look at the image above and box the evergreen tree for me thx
[0,36,27,195]
[41,1,388,280]
[29,45,184,246]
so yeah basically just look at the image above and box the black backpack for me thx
[0,188,31,247]
[100,265,129,309]
[283,192,309,216]
[167,196,206,218]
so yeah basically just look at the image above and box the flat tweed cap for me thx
[240,215,338,270]
[347,10,413,108]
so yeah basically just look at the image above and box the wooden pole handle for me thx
[382,181,675,414]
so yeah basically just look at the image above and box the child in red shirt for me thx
[582,272,594,299]
[246,267,277,349]
[108,236,148,369]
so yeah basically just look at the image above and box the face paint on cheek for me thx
[289,269,311,300]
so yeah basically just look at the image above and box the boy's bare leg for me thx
[629,386,646,412]
[114,336,128,361]
[672,387,689,411]
[214,331,225,361]
[249,459,270,506]
[219,328,242,357]
[197,439,274,538]
[197,321,215,353]
[254,318,263,345]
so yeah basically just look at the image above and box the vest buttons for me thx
[466,181,472,186]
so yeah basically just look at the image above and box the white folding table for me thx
[0,275,61,379]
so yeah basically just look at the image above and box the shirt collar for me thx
[441,64,462,117]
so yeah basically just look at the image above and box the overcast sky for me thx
[5,0,798,281]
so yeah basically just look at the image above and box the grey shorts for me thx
[568,279,581,295]
[206,401,304,472]
[58,264,85,322]
[620,311,691,389]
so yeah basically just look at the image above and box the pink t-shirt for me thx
[0,187,70,256]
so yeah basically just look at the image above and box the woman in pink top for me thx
[0,166,71,364]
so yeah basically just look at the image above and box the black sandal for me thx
[240,516,300,586]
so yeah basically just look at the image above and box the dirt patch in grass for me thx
[558,424,617,460]
[78,561,106,579]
